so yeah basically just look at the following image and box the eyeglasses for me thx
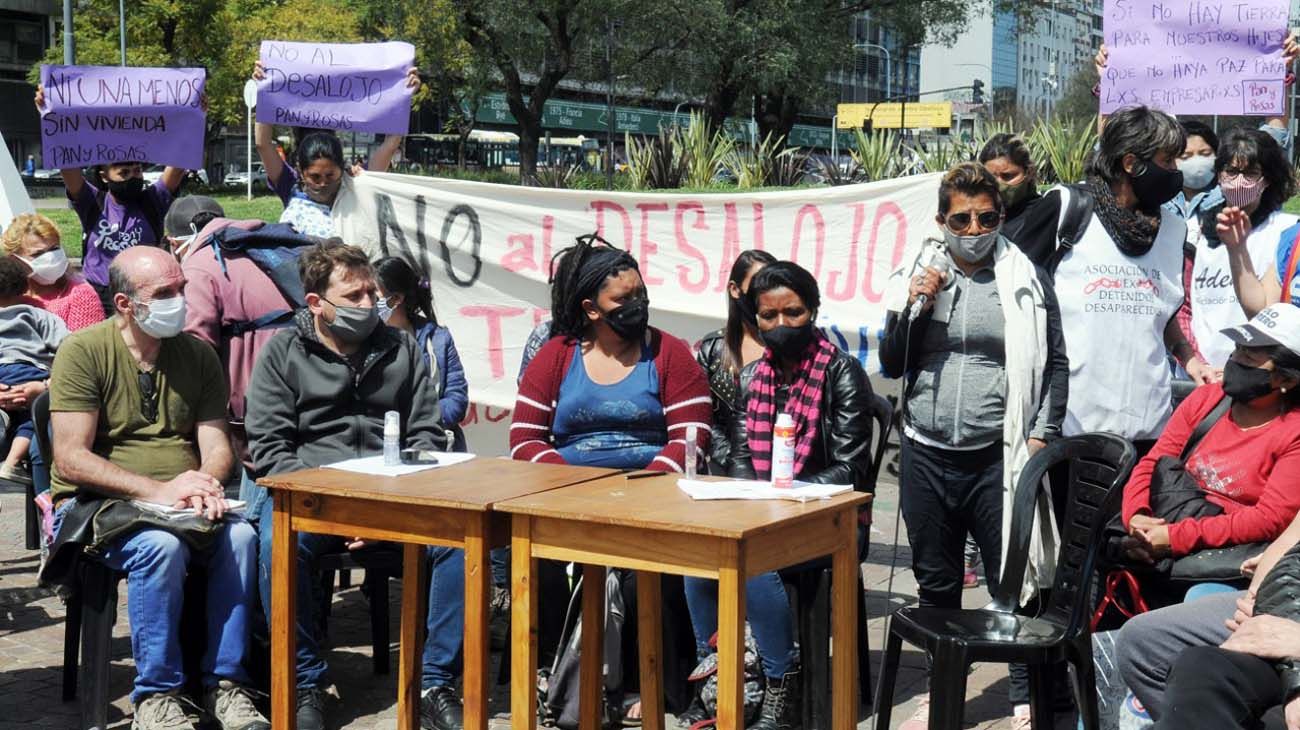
[1221,170,1264,183]
[138,369,158,423]
[945,210,1001,233]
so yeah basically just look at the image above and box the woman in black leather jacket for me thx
[695,249,776,475]
[684,262,874,730]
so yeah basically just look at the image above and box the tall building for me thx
[920,1,1103,117]
[0,0,57,165]
[836,12,921,104]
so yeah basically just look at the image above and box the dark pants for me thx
[91,282,116,318]
[900,437,1005,609]
[1154,645,1287,730]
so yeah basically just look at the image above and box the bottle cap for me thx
[775,413,795,428]
[384,410,400,433]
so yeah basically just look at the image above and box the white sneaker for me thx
[897,694,930,730]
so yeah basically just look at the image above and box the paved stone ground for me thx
[0,470,1058,730]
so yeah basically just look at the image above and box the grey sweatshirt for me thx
[0,304,69,371]
[879,257,1067,448]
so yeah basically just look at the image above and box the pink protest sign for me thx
[256,40,415,135]
[38,65,206,169]
[1101,0,1290,115]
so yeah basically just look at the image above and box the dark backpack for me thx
[1049,183,1094,275]
[207,222,316,339]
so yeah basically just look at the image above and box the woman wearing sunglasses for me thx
[1188,130,1298,373]
[879,162,1068,729]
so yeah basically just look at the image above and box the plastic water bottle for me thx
[685,425,698,479]
[771,413,796,488]
[383,411,401,466]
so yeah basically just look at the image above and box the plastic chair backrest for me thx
[991,433,1137,634]
[864,393,894,492]
[33,391,51,469]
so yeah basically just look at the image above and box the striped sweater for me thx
[511,327,711,472]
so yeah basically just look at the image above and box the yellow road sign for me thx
[836,102,953,129]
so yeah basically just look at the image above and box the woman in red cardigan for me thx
[511,236,710,472]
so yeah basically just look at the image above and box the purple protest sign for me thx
[256,41,415,135]
[38,65,206,170]
[1101,0,1290,115]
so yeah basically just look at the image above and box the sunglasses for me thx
[945,210,1001,233]
[138,369,158,423]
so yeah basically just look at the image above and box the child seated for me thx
[0,255,68,486]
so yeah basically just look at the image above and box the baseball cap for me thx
[1222,303,1300,356]
[164,195,225,239]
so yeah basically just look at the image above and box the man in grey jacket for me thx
[245,241,447,730]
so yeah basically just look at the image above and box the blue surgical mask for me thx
[131,295,187,339]
[377,296,396,323]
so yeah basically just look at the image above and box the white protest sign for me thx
[0,131,34,234]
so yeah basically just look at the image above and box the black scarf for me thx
[1087,175,1161,257]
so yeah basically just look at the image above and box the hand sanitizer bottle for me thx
[384,411,401,466]
[771,413,796,489]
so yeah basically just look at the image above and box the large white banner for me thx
[334,172,941,449]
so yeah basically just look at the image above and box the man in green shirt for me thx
[49,246,268,730]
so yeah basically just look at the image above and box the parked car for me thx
[223,163,267,188]
[141,163,209,186]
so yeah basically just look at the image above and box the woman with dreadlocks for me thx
[510,235,710,470]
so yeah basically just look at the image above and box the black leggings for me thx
[1154,645,1288,730]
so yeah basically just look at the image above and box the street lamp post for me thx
[62,0,74,64]
[605,17,615,190]
[118,0,126,65]
[673,101,688,129]
[853,42,891,103]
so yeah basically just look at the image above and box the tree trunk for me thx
[517,121,541,183]
[755,93,799,148]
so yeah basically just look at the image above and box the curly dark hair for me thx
[0,256,30,299]
[1215,128,1298,225]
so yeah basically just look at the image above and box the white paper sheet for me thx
[676,479,852,503]
[131,499,247,517]
[322,452,476,477]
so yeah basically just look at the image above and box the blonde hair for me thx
[1,213,60,257]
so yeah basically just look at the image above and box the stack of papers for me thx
[677,479,852,503]
[132,499,247,517]
[323,452,476,477]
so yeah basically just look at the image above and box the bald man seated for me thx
[47,247,268,730]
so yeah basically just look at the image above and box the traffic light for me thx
[972,79,985,105]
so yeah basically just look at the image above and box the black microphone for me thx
[907,241,950,322]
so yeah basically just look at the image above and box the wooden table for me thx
[259,459,617,730]
[498,474,870,730]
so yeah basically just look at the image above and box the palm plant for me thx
[850,129,904,181]
[678,112,734,189]
[1031,117,1097,184]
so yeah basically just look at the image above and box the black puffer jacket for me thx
[728,348,876,491]
[695,330,745,476]
[1252,541,1300,700]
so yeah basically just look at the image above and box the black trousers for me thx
[1154,645,1287,730]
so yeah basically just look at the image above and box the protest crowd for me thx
[8,11,1300,730]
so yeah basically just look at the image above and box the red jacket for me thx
[511,327,711,472]
[1122,383,1300,556]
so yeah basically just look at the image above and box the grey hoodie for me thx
[245,309,447,478]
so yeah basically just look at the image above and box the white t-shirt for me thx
[1191,210,1297,367]
[1054,190,1186,440]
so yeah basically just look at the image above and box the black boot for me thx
[749,670,800,730]
[675,692,710,729]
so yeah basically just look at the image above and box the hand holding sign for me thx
[1100,0,1291,115]
[37,65,207,170]
[255,41,416,135]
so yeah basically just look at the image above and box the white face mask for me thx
[376,296,396,323]
[22,248,69,286]
[1176,155,1216,191]
[132,295,187,339]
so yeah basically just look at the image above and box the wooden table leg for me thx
[579,564,607,730]
[511,518,538,730]
[636,571,664,730]
[463,514,491,730]
[271,490,297,730]
[398,543,427,730]
[717,544,746,730]
[831,510,859,730]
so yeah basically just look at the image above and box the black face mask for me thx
[761,323,815,358]
[603,297,650,342]
[1129,159,1183,214]
[1222,360,1276,403]
[107,176,146,203]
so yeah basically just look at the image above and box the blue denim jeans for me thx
[238,467,268,525]
[55,502,258,703]
[684,571,797,679]
[422,545,511,688]
[256,495,351,688]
